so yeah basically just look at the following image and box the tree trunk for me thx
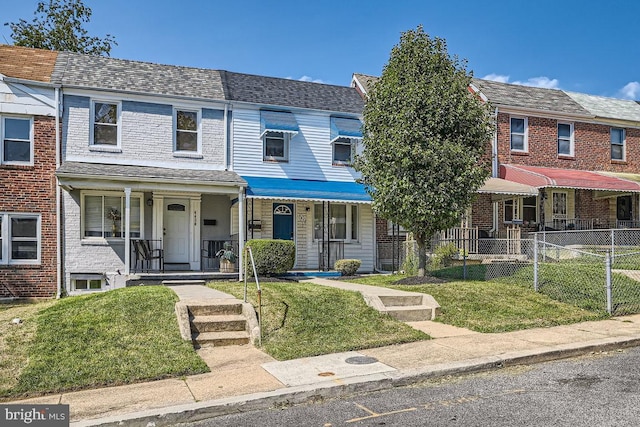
[415,232,427,277]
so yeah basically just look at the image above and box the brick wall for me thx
[0,115,57,298]
[496,112,640,173]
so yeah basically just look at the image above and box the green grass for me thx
[348,274,606,332]
[207,281,428,360]
[2,286,208,399]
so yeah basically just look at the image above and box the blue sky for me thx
[1,0,639,99]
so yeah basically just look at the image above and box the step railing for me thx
[243,246,262,345]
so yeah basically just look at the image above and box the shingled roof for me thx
[0,44,58,83]
[52,52,225,101]
[471,78,592,116]
[352,73,378,94]
[565,91,640,122]
[221,71,364,114]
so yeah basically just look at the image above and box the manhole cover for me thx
[345,356,378,365]
[318,371,335,377]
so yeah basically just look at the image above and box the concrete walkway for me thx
[8,283,640,426]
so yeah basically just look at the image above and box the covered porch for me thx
[57,162,247,293]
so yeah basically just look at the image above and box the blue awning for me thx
[330,117,363,142]
[243,176,371,204]
[260,110,299,138]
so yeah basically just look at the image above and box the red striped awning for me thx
[500,164,640,192]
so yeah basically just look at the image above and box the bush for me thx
[245,239,295,276]
[429,243,458,271]
[334,259,361,276]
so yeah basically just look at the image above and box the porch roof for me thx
[243,176,371,204]
[478,177,538,197]
[500,164,640,193]
[57,162,246,192]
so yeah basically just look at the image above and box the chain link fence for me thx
[377,229,640,316]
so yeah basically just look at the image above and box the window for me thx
[263,131,289,161]
[2,116,33,165]
[504,199,519,222]
[82,192,142,239]
[510,117,527,152]
[387,221,408,236]
[0,213,40,264]
[313,204,358,241]
[505,197,537,224]
[557,123,573,156]
[333,138,355,165]
[71,274,105,291]
[523,196,537,223]
[91,101,119,146]
[175,109,199,152]
[611,128,625,161]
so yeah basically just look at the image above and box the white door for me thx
[164,198,190,263]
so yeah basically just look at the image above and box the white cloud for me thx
[298,75,325,84]
[482,73,510,83]
[482,74,560,89]
[513,76,560,89]
[619,81,640,100]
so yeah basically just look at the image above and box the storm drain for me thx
[345,356,379,365]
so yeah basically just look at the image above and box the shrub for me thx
[245,239,295,276]
[429,243,458,271]
[334,259,362,276]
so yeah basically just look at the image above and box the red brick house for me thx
[0,45,59,298]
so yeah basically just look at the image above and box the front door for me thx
[617,196,632,221]
[273,203,294,240]
[164,198,190,263]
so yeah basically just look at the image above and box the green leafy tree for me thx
[5,0,116,56]
[355,26,494,276]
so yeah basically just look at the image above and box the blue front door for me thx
[273,203,294,240]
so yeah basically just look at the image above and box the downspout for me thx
[238,186,245,281]
[55,87,62,299]
[223,103,229,170]
[489,107,499,236]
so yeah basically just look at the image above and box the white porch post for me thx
[238,187,245,281]
[124,187,131,275]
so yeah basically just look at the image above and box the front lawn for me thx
[1,286,209,400]
[207,281,428,360]
[348,274,606,332]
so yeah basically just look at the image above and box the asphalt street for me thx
[184,346,640,427]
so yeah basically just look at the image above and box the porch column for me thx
[124,187,131,275]
[238,187,245,281]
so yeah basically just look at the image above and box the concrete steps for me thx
[368,294,440,322]
[187,302,250,347]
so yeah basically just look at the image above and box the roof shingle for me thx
[0,44,58,83]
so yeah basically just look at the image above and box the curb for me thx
[71,335,640,427]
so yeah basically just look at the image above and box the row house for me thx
[46,52,371,294]
[470,79,640,235]
[0,45,59,298]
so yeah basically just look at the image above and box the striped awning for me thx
[260,110,299,138]
[478,177,538,199]
[330,117,362,142]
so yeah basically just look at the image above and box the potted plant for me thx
[216,242,237,273]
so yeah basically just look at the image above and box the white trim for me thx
[263,131,290,162]
[610,127,626,161]
[80,190,144,242]
[64,154,227,171]
[557,122,574,157]
[509,116,528,152]
[90,99,121,148]
[1,115,34,166]
[173,107,202,155]
[0,213,41,265]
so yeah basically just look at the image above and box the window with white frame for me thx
[510,117,527,152]
[313,204,358,241]
[91,101,119,146]
[611,128,625,161]
[0,213,40,264]
[387,220,407,236]
[333,138,355,165]
[174,109,199,152]
[557,122,574,156]
[504,197,537,224]
[263,131,289,161]
[1,116,33,165]
[72,275,105,291]
[504,198,519,222]
[82,192,142,239]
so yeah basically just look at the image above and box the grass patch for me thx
[3,286,208,399]
[349,274,606,333]
[207,281,428,360]
[0,301,56,398]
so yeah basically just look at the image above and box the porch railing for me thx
[318,240,345,271]
[201,239,239,272]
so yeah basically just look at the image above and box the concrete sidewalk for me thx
[8,282,640,426]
